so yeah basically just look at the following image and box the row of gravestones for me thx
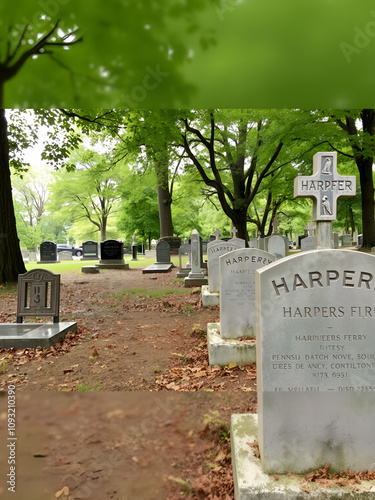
[36,240,121,263]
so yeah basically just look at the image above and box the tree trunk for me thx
[357,157,375,248]
[100,217,107,242]
[0,108,26,283]
[155,159,173,237]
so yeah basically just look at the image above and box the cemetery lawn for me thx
[0,266,257,393]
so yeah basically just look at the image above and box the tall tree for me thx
[0,20,81,282]
[327,110,375,248]
[49,149,121,242]
[180,109,316,243]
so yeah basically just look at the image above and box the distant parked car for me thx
[57,244,83,257]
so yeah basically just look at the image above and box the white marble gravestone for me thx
[256,250,375,474]
[207,248,275,367]
[267,234,286,260]
[220,248,276,339]
[207,240,242,293]
[184,230,207,287]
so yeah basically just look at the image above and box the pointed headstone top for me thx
[231,226,238,238]
[214,228,222,240]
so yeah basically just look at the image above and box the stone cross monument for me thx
[294,151,356,248]
[304,220,316,236]
[230,226,238,238]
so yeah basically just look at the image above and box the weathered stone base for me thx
[0,322,77,349]
[184,275,208,287]
[207,323,256,366]
[176,269,190,278]
[142,264,173,274]
[231,414,375,499]
[96,260,129,270]
[82,266,100,274]
[201,285,219,307]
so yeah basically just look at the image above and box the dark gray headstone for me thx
[156,240,172,264]
[17,269,60,323]
[82,240,99,259]
[39,241,57,263]
[100,240,123,260]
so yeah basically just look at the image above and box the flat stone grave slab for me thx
[0,322,77,349]
[231,414,375,500]
[81,266,100,274]
[142,263,173,274]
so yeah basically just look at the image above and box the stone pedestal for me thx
[231,414,375,499]
[207,323,256,366]
[201,285,219,307]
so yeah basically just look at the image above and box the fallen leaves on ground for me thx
[155,340,256,392]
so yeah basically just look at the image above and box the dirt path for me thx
[0,267,257,393]
[0,391,256,499]
[0,266,258,499]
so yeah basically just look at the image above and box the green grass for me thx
[76,381,102,392]
[0,283,18,296]
[24,254,186,273]
[108,287,190,299]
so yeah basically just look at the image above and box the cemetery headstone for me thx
[341,234,352,247]
[97,240,129,269]
[267,234,286,259]
[255,249,375,474]
[249,237,258,248]
[184,230,208,287]
[158,236,181,255]
[38,241,58,264]
[131,233,138,261]
[17,269,60,323]
[220,248,275,339]
[294,152,356,248]
[82,240,99,260]
[142,241,173,274]
[206,239,243,293]
[177,242,191,278]
[358,234,363,248]
[29,252,37,261]
[333,232,339,249]
[155,240,172,265]
[228,227,246,248]
[0,269,77,348]
[300,235,317,252]
[297,234,306,248]
[21,250,29,262]
[207,248,275,366]
[59,251,73,261]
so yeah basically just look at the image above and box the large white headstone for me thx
[220,248,275,339]
[256,250,375,473]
